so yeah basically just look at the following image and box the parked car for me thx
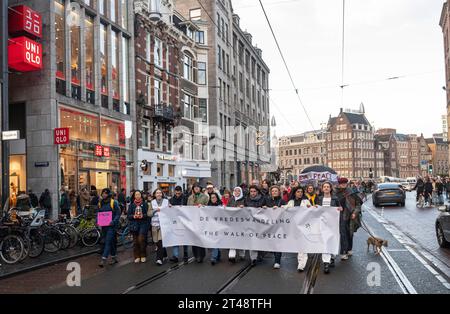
[436,205,450,248]
[372,183,406,207]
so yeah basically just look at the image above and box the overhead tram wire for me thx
[258,0,317,134]
[195,0,300,135]
[341,0,346,107]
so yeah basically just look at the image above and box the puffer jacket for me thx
[245,194,266,208]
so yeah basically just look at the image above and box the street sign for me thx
[2,130,20,140]
[34,162,49,167]
[54,128,69,145]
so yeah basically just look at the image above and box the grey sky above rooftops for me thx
[233,0,446,138]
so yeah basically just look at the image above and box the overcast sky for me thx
[233,0,447,138]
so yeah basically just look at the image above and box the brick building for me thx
[278,131,326,183]
[426,134,449,176]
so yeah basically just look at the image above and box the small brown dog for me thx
[367,236,388,254]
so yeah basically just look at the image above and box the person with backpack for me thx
[98,188,121,267]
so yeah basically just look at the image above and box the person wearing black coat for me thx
[414,177,425,202]
[244,185,266,264]
[39,189,52,219]
[424,177,433,205]
[127,190,149,263]
[265,185,287,270]
[169,186,189,262]
[28,190,39,208]
[208,193,223,265]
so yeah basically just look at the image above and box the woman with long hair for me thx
[149,188,169,265]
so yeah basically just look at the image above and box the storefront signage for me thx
[103,147,110,158]
[35,162,49,168]
[54,128,70,145]
[157,154,177,161]
[8,5,42,39]
[2,130,20,141]
[95,145,104,157]
[8,36,43,72]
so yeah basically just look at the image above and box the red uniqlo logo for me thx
[95,145,103,157]
[103,147,110,158]
[9,5,42,39]
[8,36,42,72]
[54,128,70,145]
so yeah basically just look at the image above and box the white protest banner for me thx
[159,206,340,254]
[298,171,338,183]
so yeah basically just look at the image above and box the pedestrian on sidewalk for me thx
[98,188,121,267]
[265,185,287,270]
[187,183,209,263]
[284,186,311,272]
[208,193,223,265]
[39,189,52,219]
[128,190,149,263]
[316,182,341,274]
[149,188,169,266]
[227,186,246,263]
[59,187,71,220]
[169,186,189,263]
[28,190,39,208]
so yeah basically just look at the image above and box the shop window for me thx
[59,107,99,143]
[9,155,27,201]
[100,24,108,99]
[101,117,126,147]
[157,164,164,177]
[86,15,95,103]
[55,0,65,88]
[112,31,120,104]
[168,165,175,177]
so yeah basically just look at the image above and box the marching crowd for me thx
[413,175,450,206]
[94,177,363,274]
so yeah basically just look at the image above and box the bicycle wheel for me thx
[59,229,70,250]
[81,228,101,247]
[28,229,44,258]
[0,235,25,264]
[120,227,134,249]
[64,225,79,249]
[43,228,62,253]
[20,236,30,261]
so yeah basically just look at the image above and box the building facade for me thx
[174,0,271,188]
[326,108,383,180]
[134,0,211,195]
[427,134,449,177]
[278,131,326,183]
[440,2,450,179]
[7,0,136,217]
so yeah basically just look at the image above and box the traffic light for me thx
[428,164,433,174]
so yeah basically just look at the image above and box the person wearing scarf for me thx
[227,187,246,263]
[127,190,149,263]
[208,193,223,265]
[265,185,287,270]
[221,189,231,207]
[149,188,170,265]
[305,184,318,206]
[187,182,209,263]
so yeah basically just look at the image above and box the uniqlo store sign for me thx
[8,5,43,39]
[8,5,43,72]
[8,36,42,72]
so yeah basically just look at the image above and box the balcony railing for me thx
[152,104,174,122]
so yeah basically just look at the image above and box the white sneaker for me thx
[273,263,281,269]
[347,251,353,256]
[140,257,147,263]
[341,254,349,260]
[134,258,141,263]
[156,260,163,265]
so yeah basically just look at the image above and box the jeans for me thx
[211,249,221,261]
[173,246,189,258]
[101,226,117,259]
[274,252,282,264]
